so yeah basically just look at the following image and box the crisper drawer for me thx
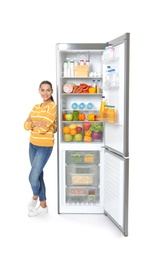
[66,165,99,186]
[66,186,100,204]
[62,122,103,142]
[66,151,100,165]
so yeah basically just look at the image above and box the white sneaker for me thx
[28,198,38,211]
[28,206,48,217]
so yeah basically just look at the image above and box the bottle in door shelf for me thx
[103,105,108,121]
[99,96,107,120]
[107,106,116,123]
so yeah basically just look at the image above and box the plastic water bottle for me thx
[109,69,119,87]
[63,61,68,77]
[70,60,74,77]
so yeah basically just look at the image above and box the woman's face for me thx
[39,83,53,101]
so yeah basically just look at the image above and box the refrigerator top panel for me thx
[56,43,106,51]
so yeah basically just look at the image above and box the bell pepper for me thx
[84,130,92,137]
[83,135,92,142]
[78,113,86,121]
[87,114,95,121]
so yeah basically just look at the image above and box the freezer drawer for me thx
[66,151,100,165]
[66,165,99,186]
[66,186,100,204]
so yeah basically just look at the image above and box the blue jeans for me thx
[29,143,53,201]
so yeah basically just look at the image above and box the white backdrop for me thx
[0,0,164,259]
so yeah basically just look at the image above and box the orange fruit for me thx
[70,129,77,136]
[63,126,70,134]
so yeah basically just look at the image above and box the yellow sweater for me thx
[24,101,57,147]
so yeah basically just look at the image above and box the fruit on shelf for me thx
[70,129,77,136]
[74,133,83,141]
[69,124,77,130]
[65,113,73,121]
[63,126,70,134]
[76,126,82,133]
[64,133,73,142]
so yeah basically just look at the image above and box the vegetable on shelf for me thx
[83,135,92,142]
[84,130,92,137]
[78,113,86,121]
[84,154,94,163]
[87,114,99,121]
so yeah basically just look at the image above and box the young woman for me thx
[24,81,57,217]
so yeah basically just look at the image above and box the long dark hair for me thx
[39,80,54,101]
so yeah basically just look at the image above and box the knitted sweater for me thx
[24,101,57,147]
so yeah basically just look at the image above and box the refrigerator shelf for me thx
[62,77,102,79]
[61,93,102,96]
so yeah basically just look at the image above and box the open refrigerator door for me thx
[102,33,130,236]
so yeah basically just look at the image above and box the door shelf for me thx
[102,57,119,64]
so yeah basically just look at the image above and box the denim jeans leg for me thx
[29,143,53,201]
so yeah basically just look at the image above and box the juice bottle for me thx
[103,105,108,121]
[107,106,116,122]
[99,96,107,120]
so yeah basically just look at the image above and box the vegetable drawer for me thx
[66,151,100,165]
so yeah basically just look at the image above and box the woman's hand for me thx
[32,121,47,128]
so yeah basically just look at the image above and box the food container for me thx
[74,65,89,77]
[66,151,100,164]
[66,186,100,204]
[66,165,99,186]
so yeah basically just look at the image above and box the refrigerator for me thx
[56,33,130,236]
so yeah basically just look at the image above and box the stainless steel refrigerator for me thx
[56,33,130,236]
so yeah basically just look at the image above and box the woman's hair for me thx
[39,80,54,101]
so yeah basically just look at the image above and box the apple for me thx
[64,133,73,142]
[76,126,82,133]
[65,113,73,121]
[74,133,83,142]
[84,122,91,130]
